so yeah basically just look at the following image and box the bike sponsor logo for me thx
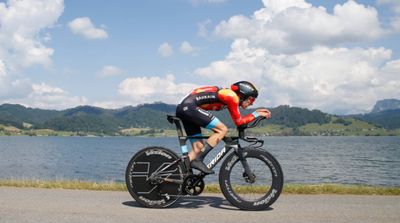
[225,155,239,171]
[197,108,211,117]
[207,147,226,169]
[146,150,172,159]
[261,155,277,177]
[253,188,277,206]
[225,180,241,203]
[196,95,215,101]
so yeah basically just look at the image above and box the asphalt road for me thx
[0,187,399,223]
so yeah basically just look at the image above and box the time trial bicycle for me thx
[125,115,283,210]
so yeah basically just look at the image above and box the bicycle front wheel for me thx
[219,148,283,210]
[125,147,185,208]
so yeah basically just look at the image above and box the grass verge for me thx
[0,179,126,191]
[1,180,399,195]
[282,184,400,195]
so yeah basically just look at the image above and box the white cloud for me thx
[195,38,400,114]
[195,39,266,83]
[0,60,6,81]
[118,74,199,104]
[27,83,87,109]
[68,17,108,39]
[192,0,400,114]
[0,0,64,69]
[0,1,88,109]
[24,83,87,109]
[180,41,194,54]
[91,100,132,109]
[97,65,123,78]
[214,0,385,54]
[0,60,32,100]
[180,41,199,55]
[267,46,396,114]
[1,82,87,110]
[158,42,173,57]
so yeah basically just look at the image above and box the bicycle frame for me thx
[166,115,263,181]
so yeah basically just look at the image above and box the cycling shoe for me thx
[190,160,214,174]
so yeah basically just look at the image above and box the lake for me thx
[0,136,399,186]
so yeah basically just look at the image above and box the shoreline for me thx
[1,134,400,137]
[1,179,399,195]
[2,125,400,137]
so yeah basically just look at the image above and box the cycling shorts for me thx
[176,103,221,137]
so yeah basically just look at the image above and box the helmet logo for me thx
[240,83,254,91]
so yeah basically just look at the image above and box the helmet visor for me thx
[243,96,255,106]
[248,97,255,104]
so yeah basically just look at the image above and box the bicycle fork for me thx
[235,146,256,183]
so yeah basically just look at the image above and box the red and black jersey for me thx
[180,86,256,126]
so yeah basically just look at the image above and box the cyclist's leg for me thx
[176,105,221,173]
[191,119,227,162]
[189,140,204,161]
[205,121,228,147]
[189,110,228,173]
[179,124,213,173]
[176,104,204,160]
[187,121,229,160]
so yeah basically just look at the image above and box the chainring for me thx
[183,175,205,196]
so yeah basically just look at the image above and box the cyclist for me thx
[176,81,271,174]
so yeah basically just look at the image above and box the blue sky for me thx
[1,0,400,114]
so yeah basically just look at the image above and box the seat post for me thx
[167,115,188,154]
[173,119,184,138]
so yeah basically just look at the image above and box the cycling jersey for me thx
[176,86,258,137]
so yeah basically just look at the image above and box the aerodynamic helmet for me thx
[231,81,258,101]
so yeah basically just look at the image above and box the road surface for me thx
[0,187,399,223]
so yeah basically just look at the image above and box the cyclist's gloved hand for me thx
[256,108,271,119]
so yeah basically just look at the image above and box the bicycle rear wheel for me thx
[219,148,283,210]
[125,147,185,208]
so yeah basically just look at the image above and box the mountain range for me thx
[0,99,399,135]
[0,103,176,134]
[371,99,400,113]
[350,99,400,130]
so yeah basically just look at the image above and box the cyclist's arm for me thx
[218,89,257,126]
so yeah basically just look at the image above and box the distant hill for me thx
[371,99,400,113]
[0,102,330,132]
[0,104,60,128]
[1,100,399,135]
[346,99,400,130]
[357,109,400,130]
[0,103,175,134]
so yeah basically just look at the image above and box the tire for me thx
[219,148,283,210]
[125,147,185,208]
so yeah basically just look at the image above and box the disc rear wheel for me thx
[125,147,185,208]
